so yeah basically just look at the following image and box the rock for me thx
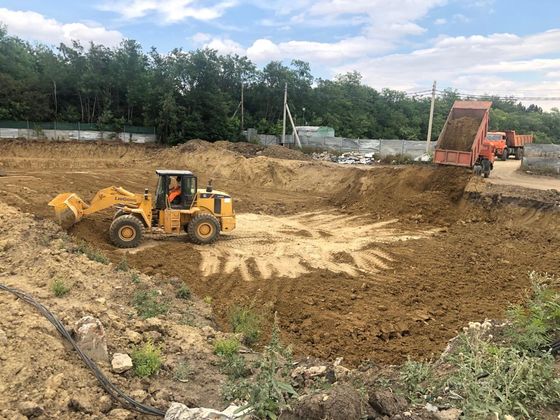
[435,408,462,420]
[368,389,408,416]
[165,402,247,419]
[99,395,113,413]
[74,316,109,362]
[201,325,216,340]
[280,384,363,420]
[44,373,65,398]
[425,403,439,413]
[0,328,7,344]
[18,401,44,418]
[107,408,134,419]
[291,365,328,379]
[334,365,351,381]
[130,389,148,402]
[68,394,95,414]
[112,353,133,373]
[126,330,142,344]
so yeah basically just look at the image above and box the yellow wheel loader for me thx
[48,170,235,248]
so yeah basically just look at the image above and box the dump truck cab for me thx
[486,131,509,160]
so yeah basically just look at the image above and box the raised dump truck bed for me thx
[434,101,495,177]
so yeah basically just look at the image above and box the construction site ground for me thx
[0,139,559,417]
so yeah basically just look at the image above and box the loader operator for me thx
[168,176,181,204]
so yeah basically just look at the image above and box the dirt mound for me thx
[335,165,474,224]
[214,140,265,157]
[0,202,231,418]
[438,116,481,151]
[262,145,311,161]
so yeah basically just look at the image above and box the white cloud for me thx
[191,32,245,55]
[99,0,237,23]
[0,8,123,46]
[332,29,560,109]
[434,18,447,25]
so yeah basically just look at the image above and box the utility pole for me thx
[281,83,287,145]
[426,80,436,153]
[240,82,244,132]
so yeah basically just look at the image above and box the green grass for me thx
[131,341,162,378]
[506,272,560,353]
[50,278,71,297]
[214,338,240,358]
[115,257,129,272]
[75,241,109,264]
[132,290,169,319]
[176,284,191,300]
[229,305,261,346]
[173,360,192,382]
[131,273,141,284]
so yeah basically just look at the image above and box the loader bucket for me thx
[48,193,88,229]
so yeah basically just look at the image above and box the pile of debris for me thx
[311,151,377,165]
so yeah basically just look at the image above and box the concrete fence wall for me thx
[256,133,435,159]
[0,127,156,143]
[522,143,560,175]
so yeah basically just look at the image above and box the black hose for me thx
[0,283,165,417]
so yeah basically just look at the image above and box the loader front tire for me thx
[188,213,220,245]
[110,215,143,248]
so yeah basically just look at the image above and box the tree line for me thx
[1,26,558,144]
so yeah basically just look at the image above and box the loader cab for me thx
[154,170,197,210]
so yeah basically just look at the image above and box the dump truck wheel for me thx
[501,150,508,161]
[482,159,491,178]
[188,214,220,245]
[473,164,482,176]
[109,215,143,248]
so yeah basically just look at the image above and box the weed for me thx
[399,358,433,401]
[131,273,141,284]
[173,360,192,382]
[179,311,196,326]
[229,305,261,346]
[214,338,247,379]
[176,284,191,300]
[132,290,169,319]
[214,338,240,358]
[226,314,297,418]
[115,257,129,272]
[221,354,249,379]
[203,295,213,304]
[441,331,560,418]
[50,278,71,297]
[506,272,560,353]
[131,340,162,378]
[75,241,109,264]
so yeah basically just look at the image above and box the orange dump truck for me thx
[487,130,534,160]
[434,101,496,178]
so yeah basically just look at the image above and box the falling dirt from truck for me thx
[438,116,482,151]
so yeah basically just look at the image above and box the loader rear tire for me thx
[109,215,143,248]
[188,213,220,245]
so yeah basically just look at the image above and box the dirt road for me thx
[489,159,560,190]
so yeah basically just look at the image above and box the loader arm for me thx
[49,186,151,228]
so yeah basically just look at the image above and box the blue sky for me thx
[1,0,560,108]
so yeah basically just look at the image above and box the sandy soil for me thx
[0,139,559,369]
[489,159,560,191]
